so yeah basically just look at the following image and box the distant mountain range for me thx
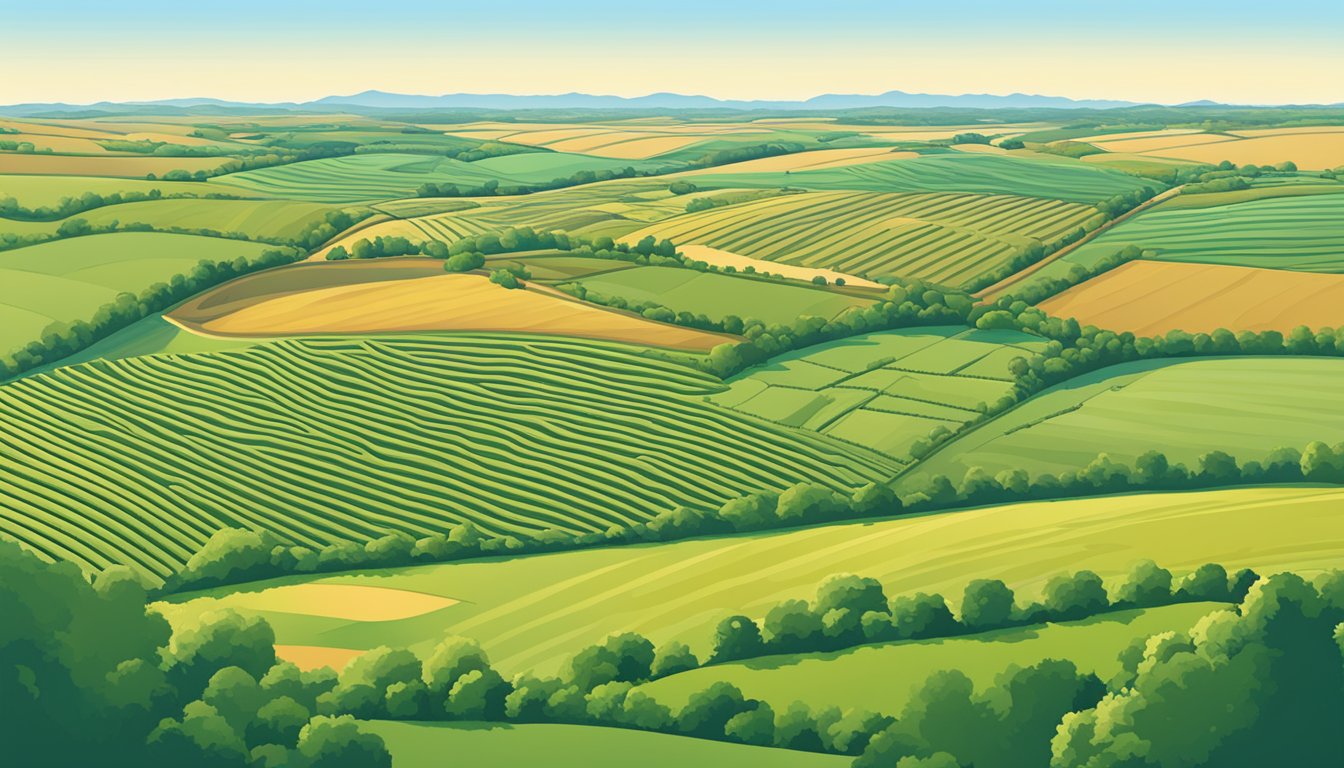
[2,90,1339,115]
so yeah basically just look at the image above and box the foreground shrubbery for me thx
[0,539,390,767]
[10,532,1342,766]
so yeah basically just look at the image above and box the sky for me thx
[4,0,1342,105]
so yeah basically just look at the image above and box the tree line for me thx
[13,533,1341,767]
[163,438,1344,594]
[0,246,304,380]
[703,561,1255,666]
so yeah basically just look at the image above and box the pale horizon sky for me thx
[4,0,1342,106]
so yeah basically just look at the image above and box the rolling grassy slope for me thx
[1046,192,1344,274]
[59,198,345,242]
[711,327,1047,459]
[568,265,876,325]
[0,232,274,355]
[367,721,850,768]
[620,190,1099,287]
[637,602,1225,715]
[687,153,1158,204]
[905,357,1344,482]
[209,152,659,203]
[161,486,1344,675]
[1,334,897,580]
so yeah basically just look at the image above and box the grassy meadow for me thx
[907,356,1344,482]
[160,486,1344,675]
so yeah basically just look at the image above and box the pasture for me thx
[711,327,1047,459]
[3,334,897,580]
[637,602,1225,715]
[622,189,1099,287]
[62,198,345,242]
[1038,260,1344,335]
[0,232,273,355]
[908,357,1344,481]
[159,486,1344,675]
[0,174,234,208]
[367,721,850,768]
[169,259,731,349]
[568,265,877,325]
[1047,192,1344,274]
[208,152,661,202]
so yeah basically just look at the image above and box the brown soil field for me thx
[170,258,733,350]
[1038,260,1344,335]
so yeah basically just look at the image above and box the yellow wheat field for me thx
[171,264,732,350]
[678,244,884,288]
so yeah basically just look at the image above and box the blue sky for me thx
[4,0,1341,104]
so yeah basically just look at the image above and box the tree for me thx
[709,615,764,663]
[295,716,391,768]
[651,641,699,678]
[678,682,753,739]
[1041,571,1109,620]
[763,599,823,652]
[959,580,1016,631]
[445,668,510,719]
[1112,560,1173,608]
[489,268,522,289]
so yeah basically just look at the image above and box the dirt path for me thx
[975,184,1184,301]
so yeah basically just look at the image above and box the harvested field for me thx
[678,244,883,288]
[218,583,458,621]
[1146,131,1344,169]
[170,260,733,350]
[0,153,228,177]
[680,147,914,174]
[1038,260,1344,335]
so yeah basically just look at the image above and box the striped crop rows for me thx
[628,190,1096,287]
[0,335,899,580]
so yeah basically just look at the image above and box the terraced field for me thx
[210,152,660,202]
[1,334,898,579]
[0,232,274,355]
[688,152,1158,203]
[161,486,1344,675]
[622,189,1099,287]
[1046,191,1344,274]
[711,327,1047,459]
[906,356,1344,482]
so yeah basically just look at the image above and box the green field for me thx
[621,189,1100,287]
[1048,192,1344,274]
[367,720,850,768]
[637,602,1224,715]
[689,153,1158,204]
[55,198,346,241]
[0,174,242,208]
[907,357,1344,482]
[161,486,1344,675]
[569,265,876,324]
[0,232,273,355]
[2,333,896,579]
[209,152,661,202]
[711,327,1047,459]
